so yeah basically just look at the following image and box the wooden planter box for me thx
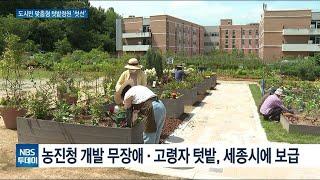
[17,117,144,144]
[203,78,212,90]
[280,115,320,135]
[211,75,217,89]
[161,95,184,118]
[204,75,217,90]
[194,81,207,95]
[178,88,197,106]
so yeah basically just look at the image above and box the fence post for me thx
[260,79,265,96]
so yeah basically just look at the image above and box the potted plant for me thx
[0,34,27,129]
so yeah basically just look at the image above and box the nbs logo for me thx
[16,144,39,167]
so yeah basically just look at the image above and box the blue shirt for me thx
[174,70,185,81]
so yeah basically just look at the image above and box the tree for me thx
[145,49,164,79]
[54,37,72,55]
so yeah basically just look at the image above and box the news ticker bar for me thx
[16,9,88,19]
[16,144,320,168]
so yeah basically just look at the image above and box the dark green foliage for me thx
[0,1,121,54]
[145,49,164,78]
[279,58,320,81]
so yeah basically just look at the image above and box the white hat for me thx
[124,58,143,70]
[275,88,284,96]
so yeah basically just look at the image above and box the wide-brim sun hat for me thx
[124,58,143,70]
[114,79,134,105]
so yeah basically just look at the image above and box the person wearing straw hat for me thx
[115,58,147,92]
[260,88,293,122]
[114,80,166,144]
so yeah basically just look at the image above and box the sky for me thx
[89,1,319,26]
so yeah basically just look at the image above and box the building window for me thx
[241,39,245,45]
[232,30,235,35]
[249,39,252,45]
[225,30,229,35]
[242,30,245,35]
[226,39,228,44]
[255,29,259,35]
[232,45,235,48]
[232,39,235,44]
[255,39,258,45]
[225,35,228,38]
[225,44,228,48]
[249,30,252,35]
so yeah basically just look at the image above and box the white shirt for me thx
[124,85,156,105]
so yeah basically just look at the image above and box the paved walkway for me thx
[128,81,320,179]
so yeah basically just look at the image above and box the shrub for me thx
[144,49,164,79]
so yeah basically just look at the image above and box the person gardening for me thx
[115,58,147,91]
[174,65,185,82]
[114,80,166,144]
[258,87,277,112]
[260,88,293,122]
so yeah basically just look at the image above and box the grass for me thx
[249,83,320,144]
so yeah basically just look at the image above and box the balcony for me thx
[283,28,320,35]
[122,45,150,51]
[122,32,151,38]
[282,44,320,52]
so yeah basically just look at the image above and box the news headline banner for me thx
[16,144,320,168]
[16,9,88,19]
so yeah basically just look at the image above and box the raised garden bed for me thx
[161,95,184,119]
[280,114,320,135]
[178,88,197,106]
[195,81,207,95]
[17,117,144,144]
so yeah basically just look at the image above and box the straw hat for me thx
[114,79,134,104]
[124,58,143,70]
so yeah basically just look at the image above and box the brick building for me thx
[116,15,204,56]
[259,6,320,61]
[219,19,259,55]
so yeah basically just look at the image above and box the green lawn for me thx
[249,84,320,144]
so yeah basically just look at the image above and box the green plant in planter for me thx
[160,90,182,99]
[102,77,116,103]
[0,34,28,129]
[53,101,71,123]
[25,87,54,120]
[88,94,107,126]
[111,108,127,127]
[0,34,25,107]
